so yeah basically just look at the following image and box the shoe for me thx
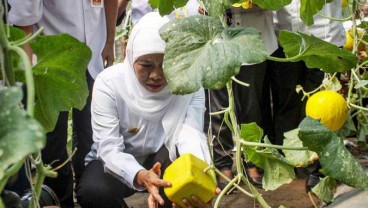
[246,167,263,187]
[217,169,237,194]
[249,176,263,187]
[305,174,320,192]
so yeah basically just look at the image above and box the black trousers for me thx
[205,48,324,171]
[42,71,95,207]
[204,62,270,171]
[265,47,324,145]
[76,146,173,208]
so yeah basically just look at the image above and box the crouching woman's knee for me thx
[76,160,132,208]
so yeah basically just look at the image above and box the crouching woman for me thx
[76,12,214,208]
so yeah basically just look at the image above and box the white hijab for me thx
[120,12,193,161]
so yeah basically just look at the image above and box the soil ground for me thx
[75,138,368,208]
[123,138,368,208]
[125,169,320,208]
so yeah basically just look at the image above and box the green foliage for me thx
[22,34,91,132]
[240,123,296,191]
[252,0,292,10]
[159,15,267,94]
[0,87,45,183]
[278,30,358,73]
[201,0,239,18]
[148,0,188,16]
[300,0,334,26]
[311,176,337,203]
[283,129,316,167]
[299,117,368,190]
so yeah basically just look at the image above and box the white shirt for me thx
[131,0,201,25]
[8,0,107,79]
[86,63,211,190]
[231,6,279,56]
[274,0,345,46]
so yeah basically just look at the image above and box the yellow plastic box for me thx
[163,153,216,207]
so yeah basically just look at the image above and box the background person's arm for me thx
[102,0,118,67]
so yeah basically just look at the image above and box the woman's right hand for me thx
[135,162,171,208]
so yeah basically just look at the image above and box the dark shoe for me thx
[217,169,237,195]
[246,167,263,187]
[305,174,320,192]
[248,176,263,187]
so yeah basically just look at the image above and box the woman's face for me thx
[133,53,167,93]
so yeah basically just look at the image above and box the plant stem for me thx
[213,168,253,197]
[209,108,229,116]
[0,160,25,193]
[266,54,301,63]
[0,4,16,86]
[8,45,35,116]
[232,76,249,87]
[349,103,368,111]
[12,27,44,46]
[239,140,309,150]
[226,82,271,208]
[29,159,47,208]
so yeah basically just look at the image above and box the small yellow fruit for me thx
[306,90,348,131]
[342,0,348,8]
[343,28,365,51]
[232,0,253,9]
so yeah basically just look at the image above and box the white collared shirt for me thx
[131,0,201,25]
[86,63,211,190]
[274,0,345,46]
[8,0,107,79]
[231,6,279,56]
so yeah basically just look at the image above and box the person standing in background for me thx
[7,0,117,206]
[205,4,278,188]
[269,0,345,191]
[117,0,202,62]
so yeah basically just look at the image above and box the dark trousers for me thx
[76,146,173,208]
[204,62,270,171]
[265,47,324,145]
[43,71,95,207]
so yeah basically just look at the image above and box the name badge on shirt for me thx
[175,6,188,19]
[91,0,104,8]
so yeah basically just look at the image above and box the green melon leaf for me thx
[159,15,268,94]
[299,117,368,189]
[0,87,45,182]
[278,30,358,73]
[240,123,295,191]
[148,0,188,16]
[311,176,337,203]
[283,129,317,168]
[27,34,92,132]
[300,0,334,26]
[253,0,292,10]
